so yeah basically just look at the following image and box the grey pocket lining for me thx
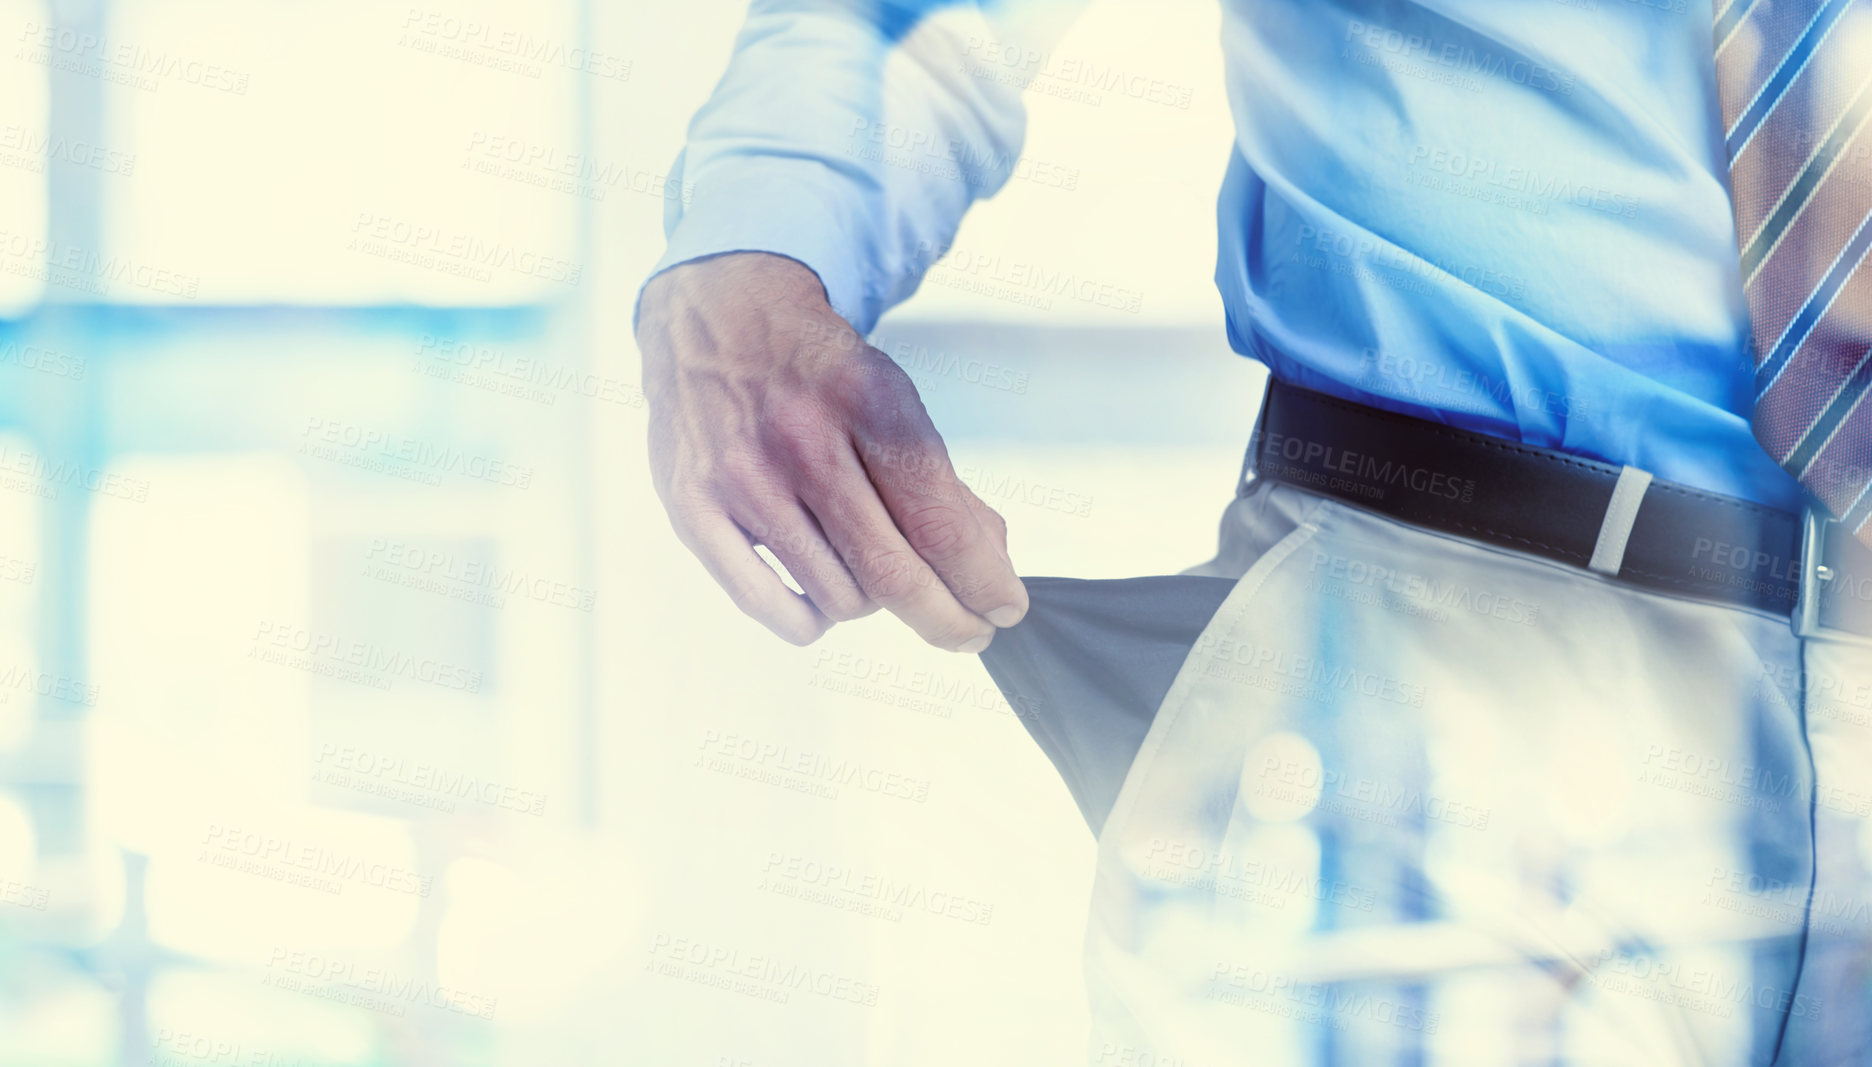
[977,574,1240,835]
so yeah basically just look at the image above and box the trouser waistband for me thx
[1248,378,1872,637]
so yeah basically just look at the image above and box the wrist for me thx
[637,252,861,361]
[638,252,833,338]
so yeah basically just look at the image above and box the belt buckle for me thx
[1794,506,1872,643]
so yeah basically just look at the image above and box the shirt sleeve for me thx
[642,0,1083,334]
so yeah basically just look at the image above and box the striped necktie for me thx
[1715,0,1872,547]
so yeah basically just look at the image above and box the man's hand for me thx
[635,252,1029,650]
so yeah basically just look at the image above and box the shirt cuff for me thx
[636,156,877,334]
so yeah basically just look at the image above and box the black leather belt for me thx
[1250,377,1872,639]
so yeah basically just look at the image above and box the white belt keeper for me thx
[1588,466,1654,576]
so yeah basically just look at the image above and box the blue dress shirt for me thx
[647,0,1806,512]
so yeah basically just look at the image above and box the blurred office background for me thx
[0,0,1266,1063]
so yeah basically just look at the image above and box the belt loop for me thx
[1242,375,1280,494]
[1588,466,1653,576]
[1795,507,1830,639]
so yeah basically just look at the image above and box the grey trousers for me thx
[978,476,1867,1066]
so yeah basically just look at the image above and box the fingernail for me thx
[957,632,994,655]
[986,605,1025,628]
